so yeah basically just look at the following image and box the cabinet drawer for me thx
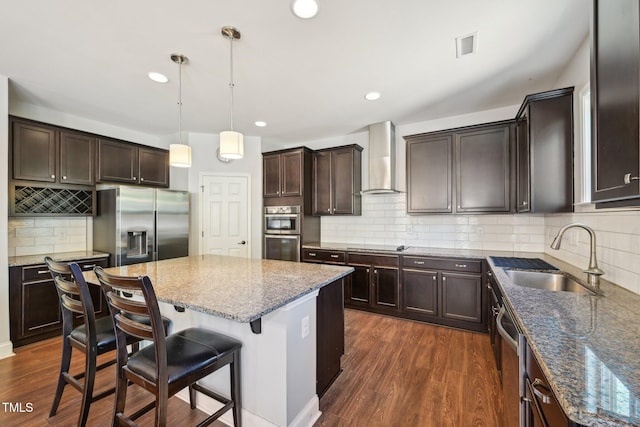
[22,257,108,282]
[347,253,399,267]
[302,249,346,264]
[403,256,481,273]
[526,345,568,426]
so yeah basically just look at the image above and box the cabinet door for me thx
[21,279,61,338]
[345,265,370,306]
[441,272,482,323]
[406,135,453,213]
[263,154,282,197]
[139,147,169,187]
[592,0,640,202]
[281,151,303,197]
[402,269,438,317]
[516,115,531,213]
[12,121,57,182]
[60,130,95,185]
[372,267,399,309]
[97,139,138,183]
[313,151,332,215]
[332,148,357,215]
[456,126,511,212]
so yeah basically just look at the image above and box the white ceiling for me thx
[0,0,589,147]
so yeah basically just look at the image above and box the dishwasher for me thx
[497,303,521,427]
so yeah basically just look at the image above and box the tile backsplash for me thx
[8,217,91,257]
[320,193,640,295]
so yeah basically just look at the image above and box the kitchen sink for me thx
[504,270,594,294]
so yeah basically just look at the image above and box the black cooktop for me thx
[489,256,559,270]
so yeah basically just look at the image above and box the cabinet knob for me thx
[141,177,145,182]
[327,209,331,212]
[433,276,437,280]
[277,191,280,195]
[522,201,528,206]
[62,175,67,180]
[132,176,136,180]
[624,173,640,184]
[50,174,55,179]
[443,277,447,281]
[332,208,336,213]
[457,205,461,209]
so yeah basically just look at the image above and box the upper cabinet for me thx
[97,139,169,187]
[591,0,640,204]
[312,144,362,216]
[405,121,512,214]
[11,118,95,186]
[262,147,314,213]
[515,87,574,213]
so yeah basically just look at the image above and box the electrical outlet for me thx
[301,316,310,339]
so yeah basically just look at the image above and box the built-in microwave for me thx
[264,206,301,235]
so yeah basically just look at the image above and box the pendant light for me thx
[218,26,244,161]
[169,54,192,168]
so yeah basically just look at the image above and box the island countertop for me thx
[83,254,353,323]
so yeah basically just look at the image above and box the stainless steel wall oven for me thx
[264,206,301,262]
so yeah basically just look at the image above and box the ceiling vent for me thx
[456,32,477,58]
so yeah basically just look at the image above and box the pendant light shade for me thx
[219,26,244,161]
[219,131,244,159]
[169,54,192,168]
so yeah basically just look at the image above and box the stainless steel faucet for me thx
[550,223,604,292]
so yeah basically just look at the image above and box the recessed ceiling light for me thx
[255,121,267,127]
[148,71,169,83]
[364,91,381,101]
[291,0,318,19]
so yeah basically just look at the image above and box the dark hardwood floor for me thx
[316,309,503,427]
[0,309,502,427]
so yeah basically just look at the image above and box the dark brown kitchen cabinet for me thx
[263,150,303,198]
[515,87,574,213]
[591,0,640,204]
[405,121,512,214]
[11,118,95,186]
[97,139,169,187]
[9,256,109,348]
[316,278,345,397]
[402,256,485,332]
[313,145,362,216]
[406,135,452,213]
[302,248,346,264]
[456,125,511,213]
[523,340,576,427]
[345,253,399,311]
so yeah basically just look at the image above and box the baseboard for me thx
[0,341,15,360]
[175,389,321,427]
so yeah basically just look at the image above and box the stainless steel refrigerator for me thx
[93,186,189,267]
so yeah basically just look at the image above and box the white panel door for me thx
[201,174,250,257]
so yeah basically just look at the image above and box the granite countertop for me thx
[83,254,353,323]
[305,242,640,426]
[9,251,110,267]
[489,254,640,427]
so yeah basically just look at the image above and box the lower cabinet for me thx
[345,253,400,312]
[523,340,576,427]
[316,278,345,397]
[402,256,484,332]
[9,256,109,347]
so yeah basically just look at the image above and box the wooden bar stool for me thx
[94,266,242,427]
[46,257,131,427]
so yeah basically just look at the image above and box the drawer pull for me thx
[455,264,467,268]
[82,264,96,270]
[308,253,317,257]
[37,270,49,275]
[413,261,425,265]
[532,378,552,404]
[330,254,339,258]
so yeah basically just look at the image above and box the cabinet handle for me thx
[308,252,317,257]
[455,264,467,268]
[413,261,425,265]
[492,307,500,316]
[531,379,552,404]
[82,264,96,270]
[624,173,640,184]
[330,254,339,258]
[37,270,49,275]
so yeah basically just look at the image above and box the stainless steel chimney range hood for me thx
[361,121,402,194]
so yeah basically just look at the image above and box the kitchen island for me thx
[84,254,353,427]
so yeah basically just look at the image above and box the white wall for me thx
[0,75,13,359]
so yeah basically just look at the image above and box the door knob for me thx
[237,240,247,245]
